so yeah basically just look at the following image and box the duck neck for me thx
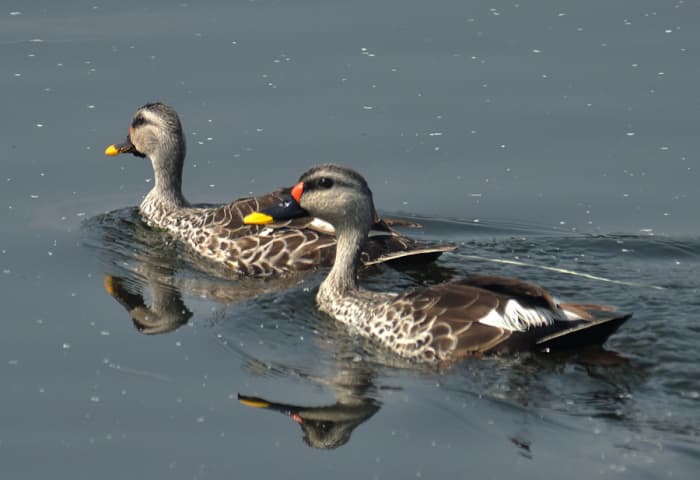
[142,145,188,211]
[319,223,367,300]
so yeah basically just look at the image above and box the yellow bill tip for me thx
[243,211,274,225]
[103,274,116,296]
[238,398,271,409]
[105,144,121,156]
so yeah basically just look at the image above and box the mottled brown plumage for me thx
[245,164,632,362]
[105,103,454,276]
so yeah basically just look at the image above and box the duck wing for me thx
[194,189,318,234]
[394,276,630,359]
[199,190,453,268]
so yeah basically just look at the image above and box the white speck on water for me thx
[87,104,95,109]
[175,341,182,347]
[9,11,22,15]
[35,124,43,128]
[360,47,376,57]
[62,343,71,350]
[664,29,673,34]
[626,132,635,136]
[8,359,18,365]
[30,194,39,199]
[196,416,205,423]
[208,184,215,188]
[532,49,541,53]
[658,72,665,76]
[362,105,374,110]
[659,146,669,151]
[47,251,53,256]
[29,38,43,43]
[90,396,100,403]
[99,330,110,336]
[428,132,443,136]
[13,73,21,77]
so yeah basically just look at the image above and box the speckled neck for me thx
[140,144,189,220]
[317,223,367,303]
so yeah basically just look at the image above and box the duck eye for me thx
[318,177,334,189]
[131,115,147,129]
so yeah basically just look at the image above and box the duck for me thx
[104,103,454,276]
[243,164,632,362]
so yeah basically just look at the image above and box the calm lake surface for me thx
[1,1,698,478]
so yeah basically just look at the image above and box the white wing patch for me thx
[478,299,556,331]
[309,217,335,234]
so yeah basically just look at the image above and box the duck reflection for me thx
[239,394,380,450]
[238,360,381,450]
[84,207,306,334]
[103,274,192,334]
[237,345,633,451]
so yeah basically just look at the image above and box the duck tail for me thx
[536,313,632,351]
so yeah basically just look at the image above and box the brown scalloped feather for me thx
[141,188,454,276]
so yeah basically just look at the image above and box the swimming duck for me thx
[104,103,454,275]
[244,164,632,362]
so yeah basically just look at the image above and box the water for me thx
[2,0,699,478]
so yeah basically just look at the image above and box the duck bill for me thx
[243,195,309,225]
[104,136,144,158]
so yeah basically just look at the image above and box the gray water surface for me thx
[2,1,699,478]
